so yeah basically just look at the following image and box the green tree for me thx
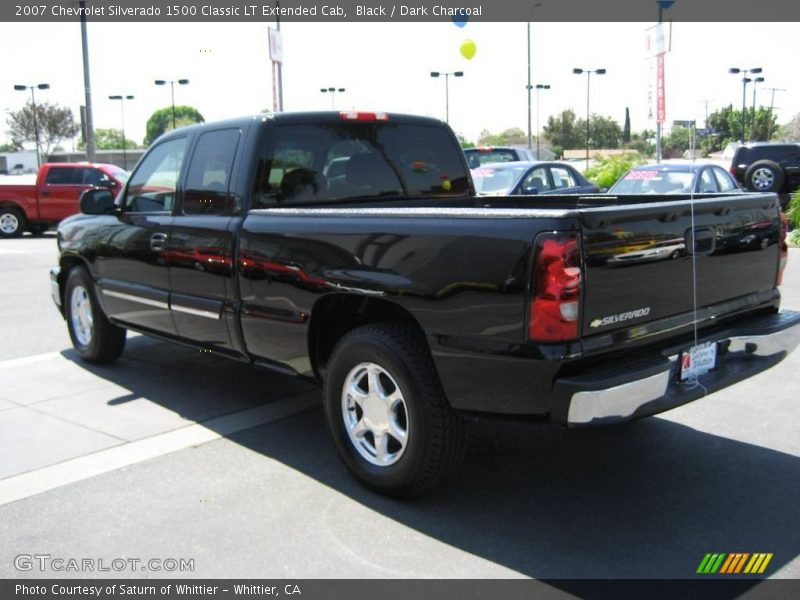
[663,126,697,157]
[144,106,205,145]
[543,109,582,150]
[477,127,527,146]
[702,105,777,153]
[0,142,23,152]
[455,133,475,148]
[6,101,79,156]
[777,113,800,142]
[574,114,622,149]
[78,128,140,150]
[584,153,647,189]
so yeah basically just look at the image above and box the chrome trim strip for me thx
[567,370,671,425]
[103,289,169,310]
[170,303,221,320]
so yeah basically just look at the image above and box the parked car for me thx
[608,163,740,195]
[0,162,129,237]
[52,111,799,497]
[729,143,800,204]
[471,161,599,196]
[464,146,534,168]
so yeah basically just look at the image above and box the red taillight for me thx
[528,232,582,342]
[729,165,737,176]
[778,211,789,286]
[339,111,389,121]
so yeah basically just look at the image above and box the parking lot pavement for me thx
[0,237,797,579]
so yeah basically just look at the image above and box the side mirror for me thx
[80,188,117,215]
[599,187,608,193]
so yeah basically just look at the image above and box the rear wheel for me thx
[745,160,784,193]
[324,322,465,497]
[65,267,126,363]
[0,207,26,238]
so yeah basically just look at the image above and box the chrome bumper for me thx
[565,310,800,426]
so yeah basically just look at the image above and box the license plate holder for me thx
[680,341,717,381]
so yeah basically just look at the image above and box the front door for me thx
[94,137,188,335]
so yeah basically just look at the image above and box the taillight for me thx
[528,232,582,342]
[729,165,737,176]
[339,111,389,121]
[778,212,789,286]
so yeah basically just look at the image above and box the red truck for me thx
[0,163,128,238]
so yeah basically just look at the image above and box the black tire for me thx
[744,160,785,193]
[64,267,126,364]
[0,206,26,238]
[324,322,465,497]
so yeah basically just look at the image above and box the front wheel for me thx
[745,160,784,193]
[324,323,465,497]
[0,207,26,238]
[65,267,126,363]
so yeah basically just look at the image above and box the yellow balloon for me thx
[460,39,477,60]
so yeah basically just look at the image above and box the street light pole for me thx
[109,95,134,169]
[13,83,49,168]
[729,67,762,142]
[535,84,550,159]
[320,87,345,109]
[573,68,605,169]
[154,79,190,130]
[527,22,532,150]
[430,71,464,124]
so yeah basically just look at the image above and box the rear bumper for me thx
[554,310,800,426]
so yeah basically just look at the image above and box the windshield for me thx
[471,165,529,194]
[465,149,520,168]
[610,169,694,194]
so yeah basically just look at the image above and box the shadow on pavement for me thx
[62,336,799,582]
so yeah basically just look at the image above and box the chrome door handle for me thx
[150,232,168,252]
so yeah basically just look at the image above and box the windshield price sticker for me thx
[680,342,717,381]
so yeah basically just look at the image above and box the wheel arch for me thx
[308,293,427,382]
[56,254,94,316]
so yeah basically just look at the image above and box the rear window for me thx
[610,170,694,194]
[464,149,520,168]
[252,121,471,207]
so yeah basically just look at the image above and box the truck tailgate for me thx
[579,194,782,338]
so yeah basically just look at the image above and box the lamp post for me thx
[13,83,50,168]
[109,95,134,169]
[572,68,605,169]
[750,76,764,140]
[430,71,463,124]
[320,87,345,109]
[729,67,762,142]
[154,79,189,130]
[525,4,542,150]
[535,84,550,159]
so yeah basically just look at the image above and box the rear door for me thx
[580,194,781,338]
[165,127,243,355]
[38,166,89,221]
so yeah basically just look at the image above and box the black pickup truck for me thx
[51,111,800,496]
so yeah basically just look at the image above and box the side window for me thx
[183,129,241,215]
[521,167,552,193]
[124,138,187,213]
[551,167,577,189]
[45,167,80,185]
[698,169,718,193]
[713,167,736,192]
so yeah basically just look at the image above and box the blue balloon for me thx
[452,15,468,28]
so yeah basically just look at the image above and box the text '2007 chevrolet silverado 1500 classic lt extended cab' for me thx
[50,111,800,496]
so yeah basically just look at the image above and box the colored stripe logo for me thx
[697,553,773,574]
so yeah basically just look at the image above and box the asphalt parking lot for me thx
[0,233,798,580]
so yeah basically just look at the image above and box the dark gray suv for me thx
[730,143,800,202]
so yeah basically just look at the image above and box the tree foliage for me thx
[477,127,527,146]
[144,106,205,145]
[78,128,140,150]
[6,101,79,156]
[543,109,623,150]
[623,107,631,143]
[543,109,582,151]
[702,105,778,153]
[777,113,800,142]
[584,154,647,189]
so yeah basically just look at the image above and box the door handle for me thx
[150,232,168,252]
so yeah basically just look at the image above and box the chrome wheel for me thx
[341,362,409,467]
[0,212,20,235]
[69,285,94,347]
[751,168,775,190]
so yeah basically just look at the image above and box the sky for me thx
[0,21,796,150]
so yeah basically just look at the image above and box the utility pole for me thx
[765,87,786,140]
[80,0,96,162]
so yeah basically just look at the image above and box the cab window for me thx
[182,129,241,215]
[124,138,187,213]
